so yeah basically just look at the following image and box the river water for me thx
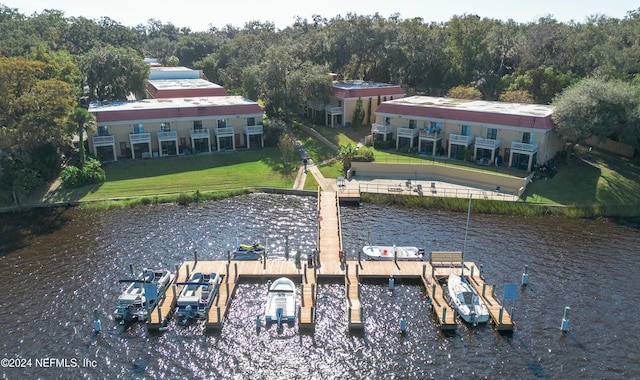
[0,193,638,379]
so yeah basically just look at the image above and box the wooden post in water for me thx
[234,263,238,280]
[499,307,504,323]
[345,263,349,278]
[172,285,177,300]
[225,263,229,282]
[346,284,350,305]
[303,264,307,284]
[311,284,316,306]
[186,264,190,279]
[174,264,180,279]
[301,284,305,307]
[442,308,446,323]
[157,307,162,323]
[194,250,198,267]
[471,265,475,278]
[129,264,134,278]
[355,264,359,280]
[482,283,486,297]
[263,251,267,270]
[227,250,230,263]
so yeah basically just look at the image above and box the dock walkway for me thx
[146,187,513,333]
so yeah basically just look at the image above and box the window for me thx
[217,119,227,128]
[384,116,391,125]
[430,121,440,131]
[247,117,255,126]
[160,122,170,131]
[461,125,470,136]
[522,132,532,143]
[337,100,342,107]
[97,125,109,136]
[487,128,497,140]
[193,120,203,130]
[409,120,417,129]
[133,124,144,134]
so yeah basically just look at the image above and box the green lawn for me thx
[47,147,298,202]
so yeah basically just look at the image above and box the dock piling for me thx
[522,265,529,286]
[93,309,101,334]
[186,264,190,279]
[174,264,179,278]
[129,264,134,278]
[399,312,407,334]
[560,306,570,332]
[194,250,198,266]
[389,275,395,291]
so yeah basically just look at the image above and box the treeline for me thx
[1,5,640,204]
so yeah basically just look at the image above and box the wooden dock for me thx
[144,188,513,333]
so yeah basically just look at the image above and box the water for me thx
[1,194,638,379]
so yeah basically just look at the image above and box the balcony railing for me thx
[214,127,234,137]
[243,125,263,135]
[92,135,115,146]
[157,130,177,141]
[189,128,210,139]
[325,105,342,114]
[511,141,539,154]
[476,137,501,150]
[129,132,151,144]
[397,127,420,138]
[449,133,474,146]
[371,123,394,135]
[419,129,443,140]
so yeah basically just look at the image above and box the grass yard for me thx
[47,147,298,202]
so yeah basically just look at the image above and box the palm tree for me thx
[69,107,96,168]
[338,143,357,173]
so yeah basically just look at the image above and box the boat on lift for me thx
[447,273,489,325]
[264,277,296,327]
[114,268,175,323]
[232,243,265,260]
[362,245,425,261]
[175,272,222,324]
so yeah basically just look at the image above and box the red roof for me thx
[376,102,554,130]
[332,84,406,99]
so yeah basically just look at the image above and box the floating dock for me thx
[144,188,513,333]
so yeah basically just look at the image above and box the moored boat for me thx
[232,243,265,260]
[362,245,425,261]
[175,272,222,323]
[114,268,175,323]
[264,277,296,326]
[446,273,489,325]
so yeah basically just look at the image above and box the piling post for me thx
[303,264,307,283]
[389,275,395,291]
[301,284,305,307]
[431,265,435,279]
[482,283,486,298]
[194,250,198,266]
[393,245,398,265]
[234,263,238,280]
[174,264,180,279]
[172,284,177,300]
[560,306,570,332]
[480,264,484,278]
[355,264,359,280]
[157,307,162,323]
[217,307,221,324]
[422,265,426,281]
[345,263,349,278]
[93,310,101,334]
[470,266,475,278]
[263,251,267,270]
[129,264,134,278]
[357,249,361,264]
[499,307,504,323]
[522,265,529,286]
[225,282,229,299]
[225,263,229,282]
[186,264,190,279]
[399,312,407,334]
[227,250,231,263]
[346,284,350,306]
[311,284,315,306]
[442,308,446,323]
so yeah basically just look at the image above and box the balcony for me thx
[189,128,210,139]
[511,141,539,154]
[92,135,115,146]
[419,129,443,140]
[157,130,177,142]
[129,132,151,144]
[475,137,501,150]
[214,127,234,137]
[243,125,263,135]
[325,105,342,115]
[397,127,420,139]
[449,133,474,146]
[371,123,394,135]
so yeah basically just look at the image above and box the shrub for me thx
[353,148,375,162]
[60,158,106,188]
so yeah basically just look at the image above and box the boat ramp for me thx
[145,189,513,333]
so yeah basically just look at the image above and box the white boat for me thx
[232,243,265,261]
[362,245,425,261]
[264,277,296,325]
[114,268,175,323]
[447,273,490,325]
[175,272,222,323]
